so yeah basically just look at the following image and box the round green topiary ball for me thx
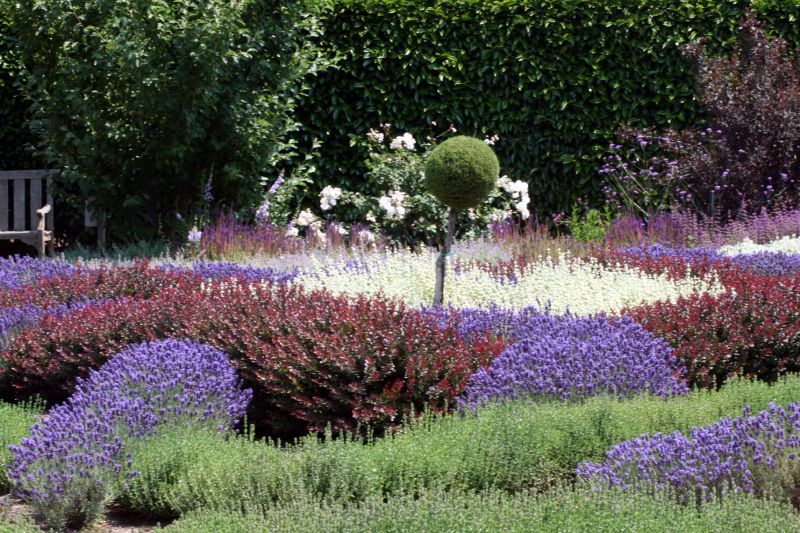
[424,135,500,211]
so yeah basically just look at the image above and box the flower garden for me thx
[2,0,800,531]
[3,211,800,531]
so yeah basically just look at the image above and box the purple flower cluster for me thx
[458,313,688,409]
[421,305,545,344]
[162,261,297,284]
[0,256,74,291]
[578,402,800,504]
[620,244,720,263]
[727,252,800,277]
[7,339,251,529]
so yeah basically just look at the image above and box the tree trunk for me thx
[433,209,458,306]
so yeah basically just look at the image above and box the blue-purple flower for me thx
[7,339,251,529]
[458,312,688,408]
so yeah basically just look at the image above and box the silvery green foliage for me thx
[7,339,251,530]
[293,250,721,314]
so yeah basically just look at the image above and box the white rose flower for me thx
[401,132,416,150]
[296,209,315,227]
[319,185,342,211]
[367,129,385,143]
[358,229,376,243]
[285,226,300,237]
[390,133,416,151]
[378,190,407,220]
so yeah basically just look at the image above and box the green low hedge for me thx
[0,399,43,494]
[121,375,800,517]
[160,487,800,533]
[296,0,800,214]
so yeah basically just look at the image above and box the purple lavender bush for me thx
[727,252,800,277]
[578,402,800,507]
[459,313,688,409]
[0,256,74,291]
[421,304,550,344]
[7,339,251,530]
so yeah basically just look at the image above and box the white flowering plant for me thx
[321,123,531,248]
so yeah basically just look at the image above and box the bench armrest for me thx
[36,204,51,231]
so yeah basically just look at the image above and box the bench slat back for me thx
[0,171,55,232]
[0,180,6,231]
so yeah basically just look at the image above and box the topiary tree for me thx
[424,135,499,305]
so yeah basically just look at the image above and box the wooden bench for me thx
[0,170,55,257]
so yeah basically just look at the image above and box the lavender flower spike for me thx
[7,339,251,530]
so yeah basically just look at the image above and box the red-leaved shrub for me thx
[0,260,202,310]
[623,268,800,389]
[0,281,504,436]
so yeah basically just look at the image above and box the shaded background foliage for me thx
[3,0,323,243]
[1,0,800,242]
[295,0,800,217]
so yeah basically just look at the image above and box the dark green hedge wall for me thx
[0,8,38,170]
[296,0,800,215]
[2,0,799,215]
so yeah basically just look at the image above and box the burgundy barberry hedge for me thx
[0,282,504,436]
[0,260,203,310]
[623,268,800,389]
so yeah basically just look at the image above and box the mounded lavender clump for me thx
[459,313,688,409]
[622,244,800,277]
[578,402,800,505]
[620,244,721,263]
[7,339,251,530]
[727,251,800,276]
[0,255,74,290]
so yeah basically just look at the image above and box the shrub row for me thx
[580,402,800,506]
[623,266,800,388]
[0,282,502,437]
[159,487,800,533]
[118,376,800,516]
[0,260,201,311]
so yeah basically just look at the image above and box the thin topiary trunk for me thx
[433,209,458,306]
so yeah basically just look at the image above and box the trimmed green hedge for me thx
[120,375,800,517]
[160,488,800,532]
[296,0,800,214]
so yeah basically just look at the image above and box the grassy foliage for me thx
[159,487,800,533]
[0,399,43,494]
[120,375,800,517]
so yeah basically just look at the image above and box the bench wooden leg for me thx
[36,230,45,258]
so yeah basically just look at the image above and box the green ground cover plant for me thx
[119,375,800,517]
[158,487,800,533]
[0,400,43,494]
